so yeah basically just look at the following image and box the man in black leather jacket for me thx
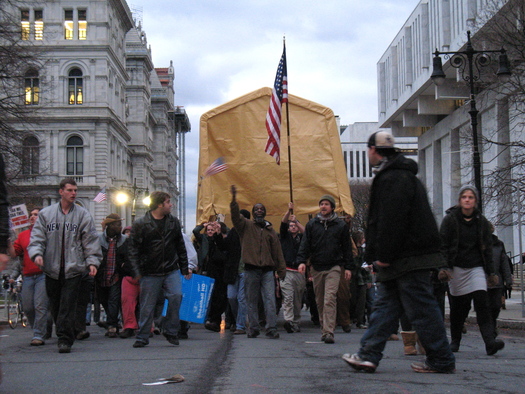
[129,191,191,348]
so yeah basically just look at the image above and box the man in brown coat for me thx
[230,185,286,339]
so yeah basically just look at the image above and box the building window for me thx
[22,136,40,175]
[21,10,30,40]
[78,9,87,40]
[34,10,43,40]
[68,68,83,105]
[24,70,39,105]
[64,9,73,39]
[66,136,84,175]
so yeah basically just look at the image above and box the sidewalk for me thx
[445,292,525,330]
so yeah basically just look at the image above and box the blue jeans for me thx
[357,270,455,371]
[22,273,49,341]
[227,273,246,330]
[136,270,182,344]
[244,269,276,334]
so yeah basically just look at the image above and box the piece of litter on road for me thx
[142,374,185,385]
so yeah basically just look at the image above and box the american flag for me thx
[93,187,107,203]
[265,43,288,165]
[203,157,228,177]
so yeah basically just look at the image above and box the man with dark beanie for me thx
[343,131,455,373]
[297,194,353,344]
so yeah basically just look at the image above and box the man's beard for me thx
[254,216,265,224]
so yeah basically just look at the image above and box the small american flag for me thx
[93,187,107,203]
[203,157,228,177]
[265,42,288,165]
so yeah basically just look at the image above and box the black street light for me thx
[116,178,149,223]
[431,30,511,212]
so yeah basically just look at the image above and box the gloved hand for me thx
[437,269,452,282]
[487,274,499,287]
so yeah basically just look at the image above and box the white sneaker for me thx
[342,353,377,373]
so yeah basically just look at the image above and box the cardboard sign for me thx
[9,204,29,229]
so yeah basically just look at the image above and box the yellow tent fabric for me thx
[196,87,354,227]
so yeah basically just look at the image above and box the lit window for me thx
[66,136,84,175]
[21,10,30,40]
[68,68,83,105]
[78,9,87,40]
[24,70,39,105]
[22,136,40,175]
[34,10,43,40]
[64,10,73,40]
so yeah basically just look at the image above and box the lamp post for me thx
[431,30,511,212]
[116,178,150,223]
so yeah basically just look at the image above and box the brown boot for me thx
[400,331,417,355]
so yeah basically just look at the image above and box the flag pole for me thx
[283,38,293,207]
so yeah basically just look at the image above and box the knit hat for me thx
[367,131,395,148]
[458,185,479,202]
[102,213,123,227]
[319,194,336,209]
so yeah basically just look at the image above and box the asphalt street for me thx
[0,309,524,394]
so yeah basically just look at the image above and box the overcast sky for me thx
[128,0,419,230]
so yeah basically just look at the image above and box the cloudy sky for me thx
[129,0,419,229]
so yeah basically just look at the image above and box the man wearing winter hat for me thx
[297,194,354,344]
[342,131,455,373]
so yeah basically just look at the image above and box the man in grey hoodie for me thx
[29,178,101,353]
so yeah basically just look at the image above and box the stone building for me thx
[6,0,190,229]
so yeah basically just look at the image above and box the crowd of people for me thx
[0,132,516,376]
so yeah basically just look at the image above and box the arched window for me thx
[68,68,83,105]
[25,69,39,105]
[22,136,39,175]
[66,136,83,175]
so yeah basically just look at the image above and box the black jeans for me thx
[96,279,122,328]
[46,274,82,346]
[449,290,497,348]
[74,276,93,335]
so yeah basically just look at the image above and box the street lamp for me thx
[116,178,149,223]
[431,30,511,212]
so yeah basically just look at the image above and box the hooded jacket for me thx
[28,202,102,280]
[365,153,443,281]
[129,211,189,276]
[230,200,286,279]
[297,212,354,272]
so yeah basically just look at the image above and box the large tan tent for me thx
[196,87,354,227]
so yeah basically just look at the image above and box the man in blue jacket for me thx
[342,131,455,373]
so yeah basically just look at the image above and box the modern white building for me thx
[5,0,190,229]
[377,0,520,257]
[340,122,418,182]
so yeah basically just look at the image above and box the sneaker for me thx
[342,353,377,373]
[178,332,189,339]
[153,328,161,335]
[58,343,71,354]
[204,321,220,332]
[356,324,368,329]
[119,328,136,339]
[107,327,118,338]
[283,321,294,333]
[133,341,147,348]
[265,330,280,339]
[486,339,505,356]
[411,361,455,374]
[233,329,246,335]
[76,331,90,340]
[163,333,180,346]
[342,325,352,333]
[324,334,335,344]
[30,339,45,346]
[247,330,260,338]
